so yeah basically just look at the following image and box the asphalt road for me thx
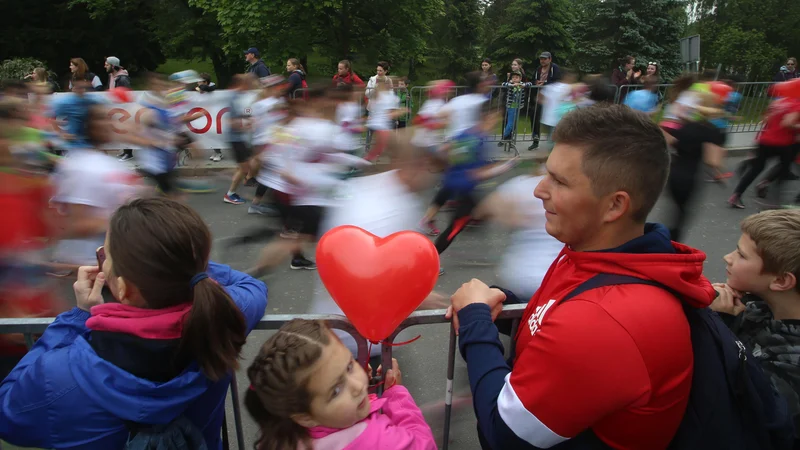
[179,157,797,450]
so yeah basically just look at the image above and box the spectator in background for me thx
[775,57,798,82]
[500,71,532,143]
[196,73,223,163]
[196,73,217,93]
[105,56,134,161]
[0,197,267,450]
[366,61,393,109]
[611,55,641,103]
[480,58,497,84]
[332,60,365,86]
[245,47,271,78]
[505,58,526,82]
[104,57,131,90]
[68,58,102,92]
[396,77,412,129]
[646,61,660,78]
[529,51,562,150]
[285,58,307,98]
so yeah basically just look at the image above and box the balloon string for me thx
[381,334,422,347]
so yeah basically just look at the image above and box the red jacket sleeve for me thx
[499,300,651,446]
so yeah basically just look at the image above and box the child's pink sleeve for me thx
[377,385,437,450]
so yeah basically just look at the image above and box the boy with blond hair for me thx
[712,209,800,432]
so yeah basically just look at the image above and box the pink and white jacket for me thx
[306,385,437,450]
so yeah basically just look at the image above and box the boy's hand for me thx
[710,283,746,316]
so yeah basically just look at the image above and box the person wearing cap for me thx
[104,57,131,90]
[244,47,271,78]
[105,57,134,161]
[529,51,561,150]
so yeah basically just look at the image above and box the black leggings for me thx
[666,161,699,243]
[734,144,795,197]
[434,193,478,255]
[761,143,799,184]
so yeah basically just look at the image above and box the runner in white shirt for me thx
[50,107,142,268]
[244,88,342,275]
[249,75,288,215]
[473,169,564,301]
[364,78,402,161]
[410,80,454,152]
[332,84,366,155]
[438,92,487,140]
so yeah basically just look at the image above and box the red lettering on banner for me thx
[134,108,148,125]
[108,108,131,135]
[187,108,212,134]
[216,107,230,135]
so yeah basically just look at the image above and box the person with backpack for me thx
[446,104,795,450]
[711,209,800,438]
[0,197,268,449]
[68,58,103,92]
[285,58,308,98]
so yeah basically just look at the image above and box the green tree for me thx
[572,0,686,79]
[690,0,799,80]
[189,0,443,79]
[429,0,484,80]
[73,0,242,86]
[0,1,164,87]
[484,0,576,72]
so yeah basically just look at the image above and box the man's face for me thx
[625,60,635,71]
[540,57,551,66]
[534,144,607,249]
[104,62,112,73]
[245,53,255,63]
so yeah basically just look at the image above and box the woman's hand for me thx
[74,266,106,312]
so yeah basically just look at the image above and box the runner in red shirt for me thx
[447,105,717,450]
[729,96,800,208]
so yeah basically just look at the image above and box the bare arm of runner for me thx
[473,189,528,228]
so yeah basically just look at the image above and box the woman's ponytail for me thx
[181,277,246,381]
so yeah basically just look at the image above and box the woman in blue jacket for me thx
[0,197,268,449]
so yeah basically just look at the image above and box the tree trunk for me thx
[408,58,417,81]
[210,51,237,88]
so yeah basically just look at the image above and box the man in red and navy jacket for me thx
[447,104,717,450]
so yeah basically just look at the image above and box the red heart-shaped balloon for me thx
[317,226,440,342]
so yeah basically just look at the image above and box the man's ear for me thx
[602,191,631,224]
[770,272,797,293]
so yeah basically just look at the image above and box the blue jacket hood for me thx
[68,337,213,424]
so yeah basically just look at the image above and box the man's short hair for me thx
[552,104,669,222]
[741,210,800,293]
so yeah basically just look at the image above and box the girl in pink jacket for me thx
[245,319,437,450]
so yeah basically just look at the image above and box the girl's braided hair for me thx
[245,319,332,450]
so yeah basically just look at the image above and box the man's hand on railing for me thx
[445,279,507,335]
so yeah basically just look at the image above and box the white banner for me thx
[48,90,260,150]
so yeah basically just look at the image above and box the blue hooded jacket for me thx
[0,262,267,450]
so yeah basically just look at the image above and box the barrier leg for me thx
[442,325,457,450]
[380,339,394,397]
[507,318,520,360]
[222,410,230,450]
[230,375,246,450]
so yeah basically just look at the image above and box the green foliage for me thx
[432,0,484,79]
[0,1,164,88]
[691,0,799,80]
[0,58,47,81]
[485,0,575,70]
[571,0,685,79]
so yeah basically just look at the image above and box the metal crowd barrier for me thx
[0,304,527,450]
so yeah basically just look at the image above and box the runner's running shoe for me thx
[224,193,245,205]
[290,256,317,270]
